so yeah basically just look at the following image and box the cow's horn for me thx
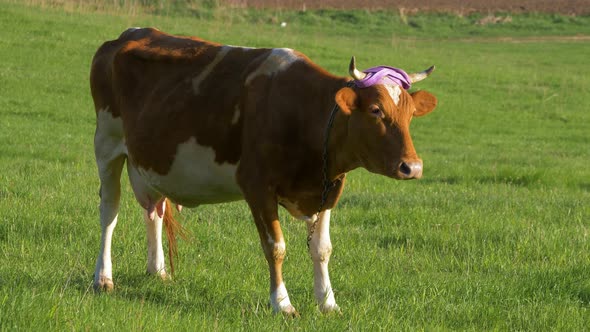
[349,56,367,81]
[408,65,435,83]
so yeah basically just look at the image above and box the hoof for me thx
[147,269,171,281]
[93,276,114,292]
[159,272,172,282]
[280,305,300,318]
[319,303,341,315]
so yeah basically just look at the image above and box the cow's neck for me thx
[322,81,362,183]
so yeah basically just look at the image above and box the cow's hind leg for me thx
[142,200,168,279]
[93,112,126,292]
[94,155,125,291]
[127,163,168,279]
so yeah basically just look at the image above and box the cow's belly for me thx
[135,137,243,207]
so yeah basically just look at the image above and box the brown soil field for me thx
[220,0,590,15]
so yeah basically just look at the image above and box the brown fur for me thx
[163,199,189,275]
[90,27,437,311]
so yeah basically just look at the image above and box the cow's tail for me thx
[163,199,188,275]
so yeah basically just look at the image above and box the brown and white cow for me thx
[90,27,437,315]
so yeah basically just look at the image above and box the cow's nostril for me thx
[398,161,423,179]
[399,162,412,176]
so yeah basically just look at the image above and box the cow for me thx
[90,27,437,315]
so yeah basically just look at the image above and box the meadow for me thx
[1,1,589,330]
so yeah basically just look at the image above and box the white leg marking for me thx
[144,203,167,278]
[94,204,118,291]
[192,46,231,95]
[385,84,402,106]
[270,282,294,313]
[307,209,339,313]
[265,237,297,314]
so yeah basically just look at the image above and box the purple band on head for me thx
[354,66,412,90]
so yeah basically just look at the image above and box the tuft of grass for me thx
[1,1,589,330]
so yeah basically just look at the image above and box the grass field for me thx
[1,1,590,330]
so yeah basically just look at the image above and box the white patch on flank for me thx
[138,137,242,207]
[192,46,231,95]
[231,105,241,125]
[95,107,124,143]
[95,108,127,170]
[385,84,402,106]
[245,48,300,85]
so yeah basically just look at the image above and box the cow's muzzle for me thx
[397,160,423,179]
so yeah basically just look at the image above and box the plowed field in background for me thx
[220,0,590,15]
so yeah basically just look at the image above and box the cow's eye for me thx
[369,106,383,118]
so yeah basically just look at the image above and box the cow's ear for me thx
[411,90,437,117]
[335,87,358,115]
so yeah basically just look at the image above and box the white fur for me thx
[94,210,117,289]
[94,108,126,290]
[307,209,339,312]
[192,46,231,95]
[94,108,127,160]
[270,282,293,313]
[271,239,286,258]
[245,48,300,85]
[138,137,242,207]
[385,84,402,106]
[144,206,166,277]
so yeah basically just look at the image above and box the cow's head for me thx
[335,57,437,180]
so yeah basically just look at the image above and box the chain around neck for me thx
[307,80,356,247]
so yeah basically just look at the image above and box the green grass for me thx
[1,1,590,330]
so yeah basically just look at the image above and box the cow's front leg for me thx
[307,209,339,313]
[246,195,298,315]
